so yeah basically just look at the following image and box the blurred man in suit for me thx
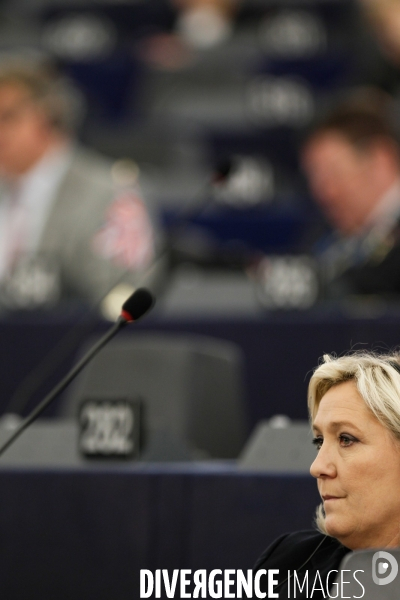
[301,93,400,297]
[0,60,155,309]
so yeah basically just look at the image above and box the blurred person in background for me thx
[359,0,400,68]
[138,0,240,71]
[301,92,400,298]
[0,59,155,310]
[172,0,238,49]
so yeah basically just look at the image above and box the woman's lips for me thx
[322,495,344,501]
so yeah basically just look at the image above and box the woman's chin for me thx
[324,515,348,539]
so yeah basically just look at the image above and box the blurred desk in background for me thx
[0,463,319,600]
[1,302,400,425]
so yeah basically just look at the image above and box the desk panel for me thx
[0,466,319,599]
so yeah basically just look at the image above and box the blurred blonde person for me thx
[0,60,154,307]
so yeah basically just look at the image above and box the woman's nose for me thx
[310,442,337,479]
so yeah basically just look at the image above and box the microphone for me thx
[5,161,223,416]
[0,288,155,458]
[120,287,154,322]
[212,158,234,184]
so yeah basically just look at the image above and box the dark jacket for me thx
[316,217,400,298]
[338,223,400,296]
[254,530,350,599]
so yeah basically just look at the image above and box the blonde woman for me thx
[254,351,400,598]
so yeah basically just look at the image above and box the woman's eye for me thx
[339,434,356,447]
[312,436,323,450]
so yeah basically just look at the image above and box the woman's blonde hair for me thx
[308,351,400,535]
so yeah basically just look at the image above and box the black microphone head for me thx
[213,158,234,183]
[121,288,155,322]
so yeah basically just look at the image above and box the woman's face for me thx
[310,380,400,550]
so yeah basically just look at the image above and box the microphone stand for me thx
[0,317,128,458]
[4,174,220,416]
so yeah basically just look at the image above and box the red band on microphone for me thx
[121,310,135,322]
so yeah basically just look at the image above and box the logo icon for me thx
[372,551,398,585]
